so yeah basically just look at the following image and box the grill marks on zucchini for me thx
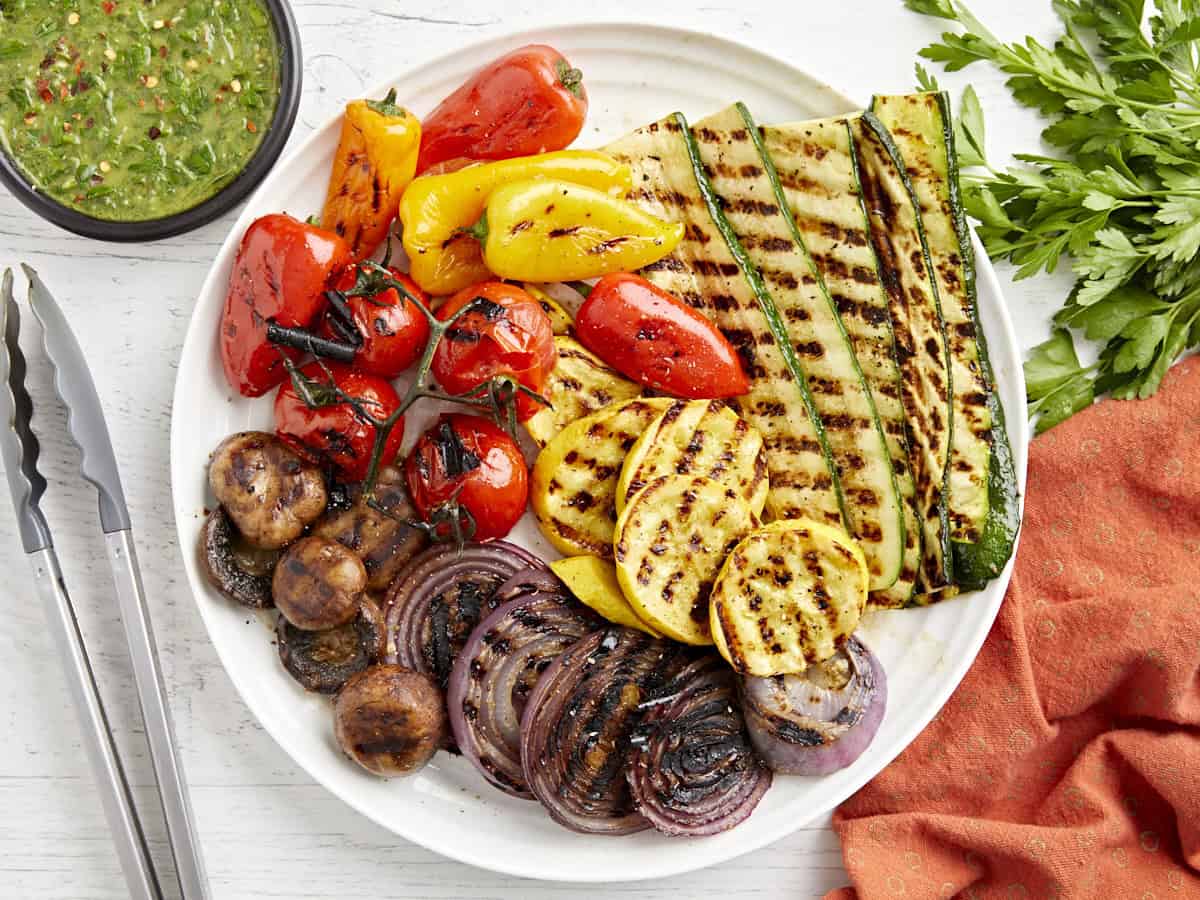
[761,117,920,607]
[851,113,954,591]
[871,93,991,545]
[523,336,643,449]
[691,104,903,592]
[605,115,845,530]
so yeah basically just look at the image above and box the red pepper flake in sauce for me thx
[246,121,257,134]
[148,126,162,140]
[102,1,116,13]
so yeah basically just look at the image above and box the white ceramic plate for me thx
[170,23,1029,882]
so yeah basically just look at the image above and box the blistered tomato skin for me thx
[323,265,431,379]
[575,272,750,399]
[221,214,350,397]
[273,362,404,482]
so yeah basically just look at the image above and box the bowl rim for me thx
[0,0,303,243]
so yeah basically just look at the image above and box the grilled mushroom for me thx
[277,595,385,694]
[333,664,447,776]
[200,506,275,608]
[312,466,427,592]
[273,536,367,631]
[209,431,327,549]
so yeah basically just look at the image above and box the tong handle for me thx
[29,547,162,900]
[107,530,209,900]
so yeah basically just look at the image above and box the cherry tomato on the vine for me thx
[323,264,431,379]
[274,362,405,482]
[431,281,555,421]
[405,414,528,542]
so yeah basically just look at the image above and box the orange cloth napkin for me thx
[828,356,1200,899]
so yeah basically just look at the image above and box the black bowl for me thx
[0,0,302,243]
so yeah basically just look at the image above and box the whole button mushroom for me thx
[273,536,368,631]
[333,664,447,776]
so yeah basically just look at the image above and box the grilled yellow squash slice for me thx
[615,398,768,518]
[614,475,757,645]
[523,284,576,336]
[523,336,643,449]
[550,555,661,636]
[709,520,868,676]
[531,397,673,558]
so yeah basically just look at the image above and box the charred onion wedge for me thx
[200,506,274,608]
[208,431,327,549]
[740,635,886,775]
[334,664,447,777]
[383,541,545,689]
[278,596,385,694]
[273,536,367,631]
[312,466,428,592]
[447,568,600,797]
[520,627,682,834]
[626,655,771,836]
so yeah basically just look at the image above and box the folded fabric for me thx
[827,356,1200,899]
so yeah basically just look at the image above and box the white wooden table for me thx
[0,1,1071,896]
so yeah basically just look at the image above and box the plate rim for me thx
[169,19,1029,882]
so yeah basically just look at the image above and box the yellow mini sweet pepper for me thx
[398,150,632,295]
[472,179,684,282]
[321,89,421,263]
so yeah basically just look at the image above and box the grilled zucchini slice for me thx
[872,93,991,545]
[523,284,576,336]
[616,398,768,518]
[605,115,845,531]
[614,475,757,645]
[692,104,903,592]
[523,336,643,449]
[531,397,673,559]
[550,555,661,636]
[761,117,921,608]
[851,112,954,592]
[709,520,867,676]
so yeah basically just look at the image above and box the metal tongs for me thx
[0,267,208,900]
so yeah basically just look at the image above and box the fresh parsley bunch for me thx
[907,0,1200,432]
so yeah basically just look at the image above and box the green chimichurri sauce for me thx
[0,0,280,222]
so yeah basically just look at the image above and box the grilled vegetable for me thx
[872,92,991,544]
[549,555,661,636]
[277,596,385,694]
[398,151,632,295]
[692,104,903,592]
[321,90,421,262]
[616,399,767,518]
[199,506,275,609]
[531,397,673,559]
[614,475,757,645]
[761,117,921,609]
[333,664,447,776]
[709,520,867,677]
[208,431,328,550]
[851,113,954,591]
[523,336,643,449]
[573,273,750,399]
[604,115,844,530]
[740,635,886,775]
[321,264,430,379]
[523,284,576,335]
[272,536,367,631]
[627,655,771,836]
[471,179,684,282]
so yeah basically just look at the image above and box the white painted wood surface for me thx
[0,1,1073,897]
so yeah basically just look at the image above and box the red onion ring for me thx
[626,655,772,836]
[447,571,601,798]
[740,635,886,775]
[383,541,545,689]
[520,628,684,835]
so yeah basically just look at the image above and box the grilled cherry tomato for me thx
[322,264,431,379]
[220,214,350,397]
[431,281,555,420]
[416,44,587,174]
[405,414,528,542]
[274,362,405,482]
[575,273,750,398]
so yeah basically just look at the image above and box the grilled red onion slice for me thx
[383,541,545,689]
[626,655,771,836]
[740,636,886,776]
[521,628,682,834]
[448,572,601,798]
